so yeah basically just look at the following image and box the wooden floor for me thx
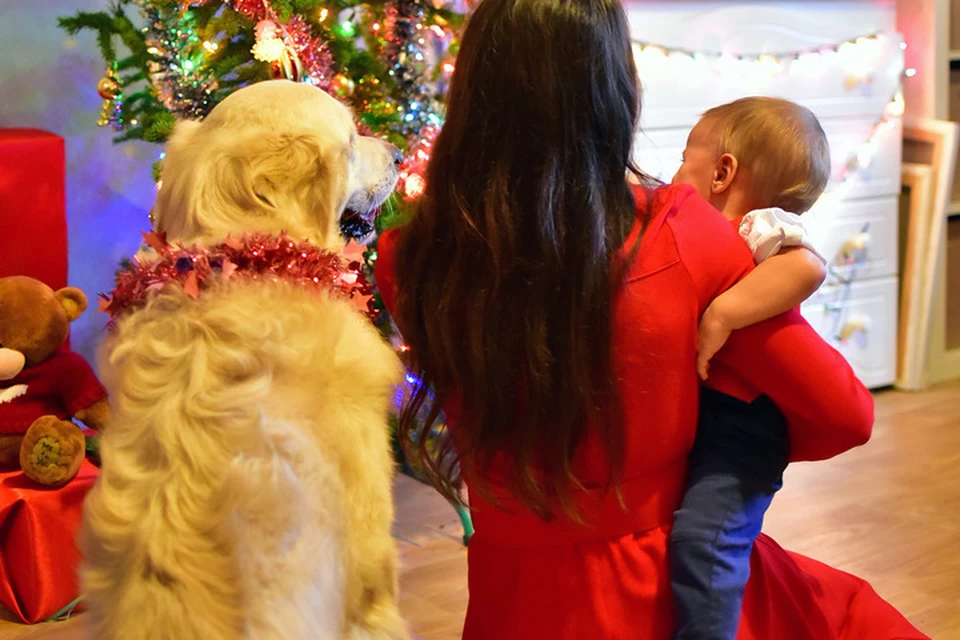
[2,383,958,639]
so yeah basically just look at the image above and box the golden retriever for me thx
[79,80,406,640]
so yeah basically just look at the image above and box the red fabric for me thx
[0,130,68,291]
[0,460,96,623]
[375,183,926,639]
[0,350,107,434]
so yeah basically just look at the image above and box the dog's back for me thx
[81,280,403,639]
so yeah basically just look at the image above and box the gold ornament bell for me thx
[97,74,121,100]
[334,73,356,97]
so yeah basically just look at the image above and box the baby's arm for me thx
[697,208,827,379]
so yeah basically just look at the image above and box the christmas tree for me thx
[59,0,464,213]
[60,0,473,541]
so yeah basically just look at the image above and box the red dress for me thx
[376,183,926,639]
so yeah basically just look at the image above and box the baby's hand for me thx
[697,303,732,380]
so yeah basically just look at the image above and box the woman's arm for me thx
[711,312,873,461]
[667,185,873,462]
[697,247,827,378]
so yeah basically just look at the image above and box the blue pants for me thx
[670,389,790,640]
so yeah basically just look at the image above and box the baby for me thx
[669,96,831,639]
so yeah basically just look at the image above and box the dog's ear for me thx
[238,132,347,247]
[153,126,347,247]
[246,133,328,211]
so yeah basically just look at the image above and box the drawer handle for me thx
[836,315,870,343]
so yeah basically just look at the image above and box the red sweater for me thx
[0,350,106,435]
[375,183,924,639]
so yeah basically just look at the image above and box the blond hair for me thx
[703,96,831,214]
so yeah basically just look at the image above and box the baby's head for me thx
[672,96,830,218]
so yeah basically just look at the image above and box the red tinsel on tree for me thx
[229,0,267,21]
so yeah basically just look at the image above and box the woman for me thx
[375,0,927,637]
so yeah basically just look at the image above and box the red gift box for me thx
[0,460,97,623]
[0,129,68,291]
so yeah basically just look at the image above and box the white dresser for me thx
[626,1,904,388]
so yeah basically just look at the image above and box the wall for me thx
[894,0,940,119]
[0,1,158,367]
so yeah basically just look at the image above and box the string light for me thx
[632,31,891,80]
[802,90,905,230]
[404,172,426,199]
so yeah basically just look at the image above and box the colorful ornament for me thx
[252,19,285,62]
[248,7,333,89]
[333,73,356,97]
[97,72,120,100]
[252,37,286,63]
[96,64,124,130]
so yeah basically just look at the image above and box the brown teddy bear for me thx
[0,276,109,486]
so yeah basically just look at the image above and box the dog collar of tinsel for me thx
[100,231,376,324]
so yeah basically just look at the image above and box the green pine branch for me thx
[58,12,120,62]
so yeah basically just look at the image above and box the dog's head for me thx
[151,80,401,250]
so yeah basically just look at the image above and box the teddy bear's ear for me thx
[54,287,89,322]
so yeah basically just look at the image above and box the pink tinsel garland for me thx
[227,0,334,89]
[100,231,376,324]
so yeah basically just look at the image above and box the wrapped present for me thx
[0,129,67,289]
[0,460,97,623]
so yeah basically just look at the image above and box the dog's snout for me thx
[392,148,404,167]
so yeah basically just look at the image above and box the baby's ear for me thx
[711,153,739,194]
[55,287,89,322]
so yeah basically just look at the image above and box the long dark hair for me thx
[392,0,649,519]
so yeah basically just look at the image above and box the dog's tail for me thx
[81,282,349,639]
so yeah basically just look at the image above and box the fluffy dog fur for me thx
[80,80,406,640]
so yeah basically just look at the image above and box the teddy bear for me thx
[0,275,109,487]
